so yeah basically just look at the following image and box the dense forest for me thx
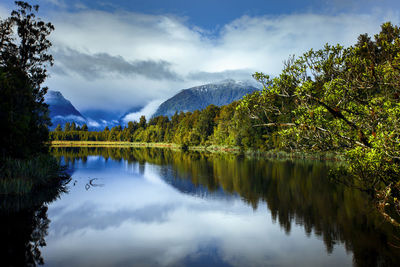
[50,102,268,150]
[51,22,400,227]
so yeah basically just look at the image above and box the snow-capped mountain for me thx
[152,79,261,118]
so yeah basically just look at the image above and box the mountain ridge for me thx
[45,90,86,129]
[152,79,260,118]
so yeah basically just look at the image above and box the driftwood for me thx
[85,178,104,191]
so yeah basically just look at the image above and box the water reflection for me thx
[0,177,68,266]
[46,147,400,266]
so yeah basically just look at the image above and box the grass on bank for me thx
[50,140,180,148]
[50,140,344,161]
[0,155,69,195]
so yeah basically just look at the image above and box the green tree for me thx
[195,105,220,144]
[64,122,71,132]
[54,124,62,132]
[240,22,400,226]
[70,122,76,131]
[139,115,146,129]
[0,1,54,159]
[81,124,88,131]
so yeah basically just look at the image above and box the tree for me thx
[0,1,54,159]
[1,1,54,87]
[81,124,88,131]
[240,22,400,226]
[54,124,62,132]
[195,105,220,144]
[64,122,71,132]
[139,115,147,129]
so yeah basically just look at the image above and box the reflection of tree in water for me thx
[1,205,49,266]
[52,147,400,266]
[0,178,68,266]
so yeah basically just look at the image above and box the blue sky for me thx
[44,0,325,30]
[1,0,399,118]
[6,1,399,31]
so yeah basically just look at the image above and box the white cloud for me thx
[1,2,399,114]
[43,0,67,8]
[86,118,100,128]
[53,115,86,122]
[122,99,164,123]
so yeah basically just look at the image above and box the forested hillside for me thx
[50,102,267,150]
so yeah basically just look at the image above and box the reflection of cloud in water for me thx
[85,155,101,162]
[49,202,176,236]
[43,157,352,267]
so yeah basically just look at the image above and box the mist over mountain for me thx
[45,91,120,130]
[82,109,124,122]
[45,91,83,118]
[119,106,145,122]
[45,91,86,129]
[152,79,261,118]
[45,79,260,129]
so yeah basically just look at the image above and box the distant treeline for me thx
[49,102,271,150]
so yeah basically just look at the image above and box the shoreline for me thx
[49,141,180,148]
[49,141,343,161]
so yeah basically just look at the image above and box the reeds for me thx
[0,155,69,195]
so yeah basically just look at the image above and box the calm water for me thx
[2,147,400,266]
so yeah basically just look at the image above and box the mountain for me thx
[152,79,261,118]
[81,109,124,129]
[45,90,86,129]
[45,91,133,130]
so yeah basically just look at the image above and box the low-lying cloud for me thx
[122,100,164,123]
[187,69,254,83]
[53,48,181,81]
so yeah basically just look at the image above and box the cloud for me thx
[86,118,101,128]
[1,2,399,114]
[187,69,254,83]
[45,162,353,267]
[53,48,181,81]
[122,99,164,123]
[53,115,86,122]
[43,0,67,8]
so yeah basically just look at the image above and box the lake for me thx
[2,147,399,266]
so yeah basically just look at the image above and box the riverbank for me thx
[49,141,343,161]
[50,141,181,148]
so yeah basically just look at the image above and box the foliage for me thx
[239,22,400,226]
[0,1,54,159]
[50,100,266,152]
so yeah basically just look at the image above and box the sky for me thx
[1,0,400,117]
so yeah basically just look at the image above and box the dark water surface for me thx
[2,147,400,266]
